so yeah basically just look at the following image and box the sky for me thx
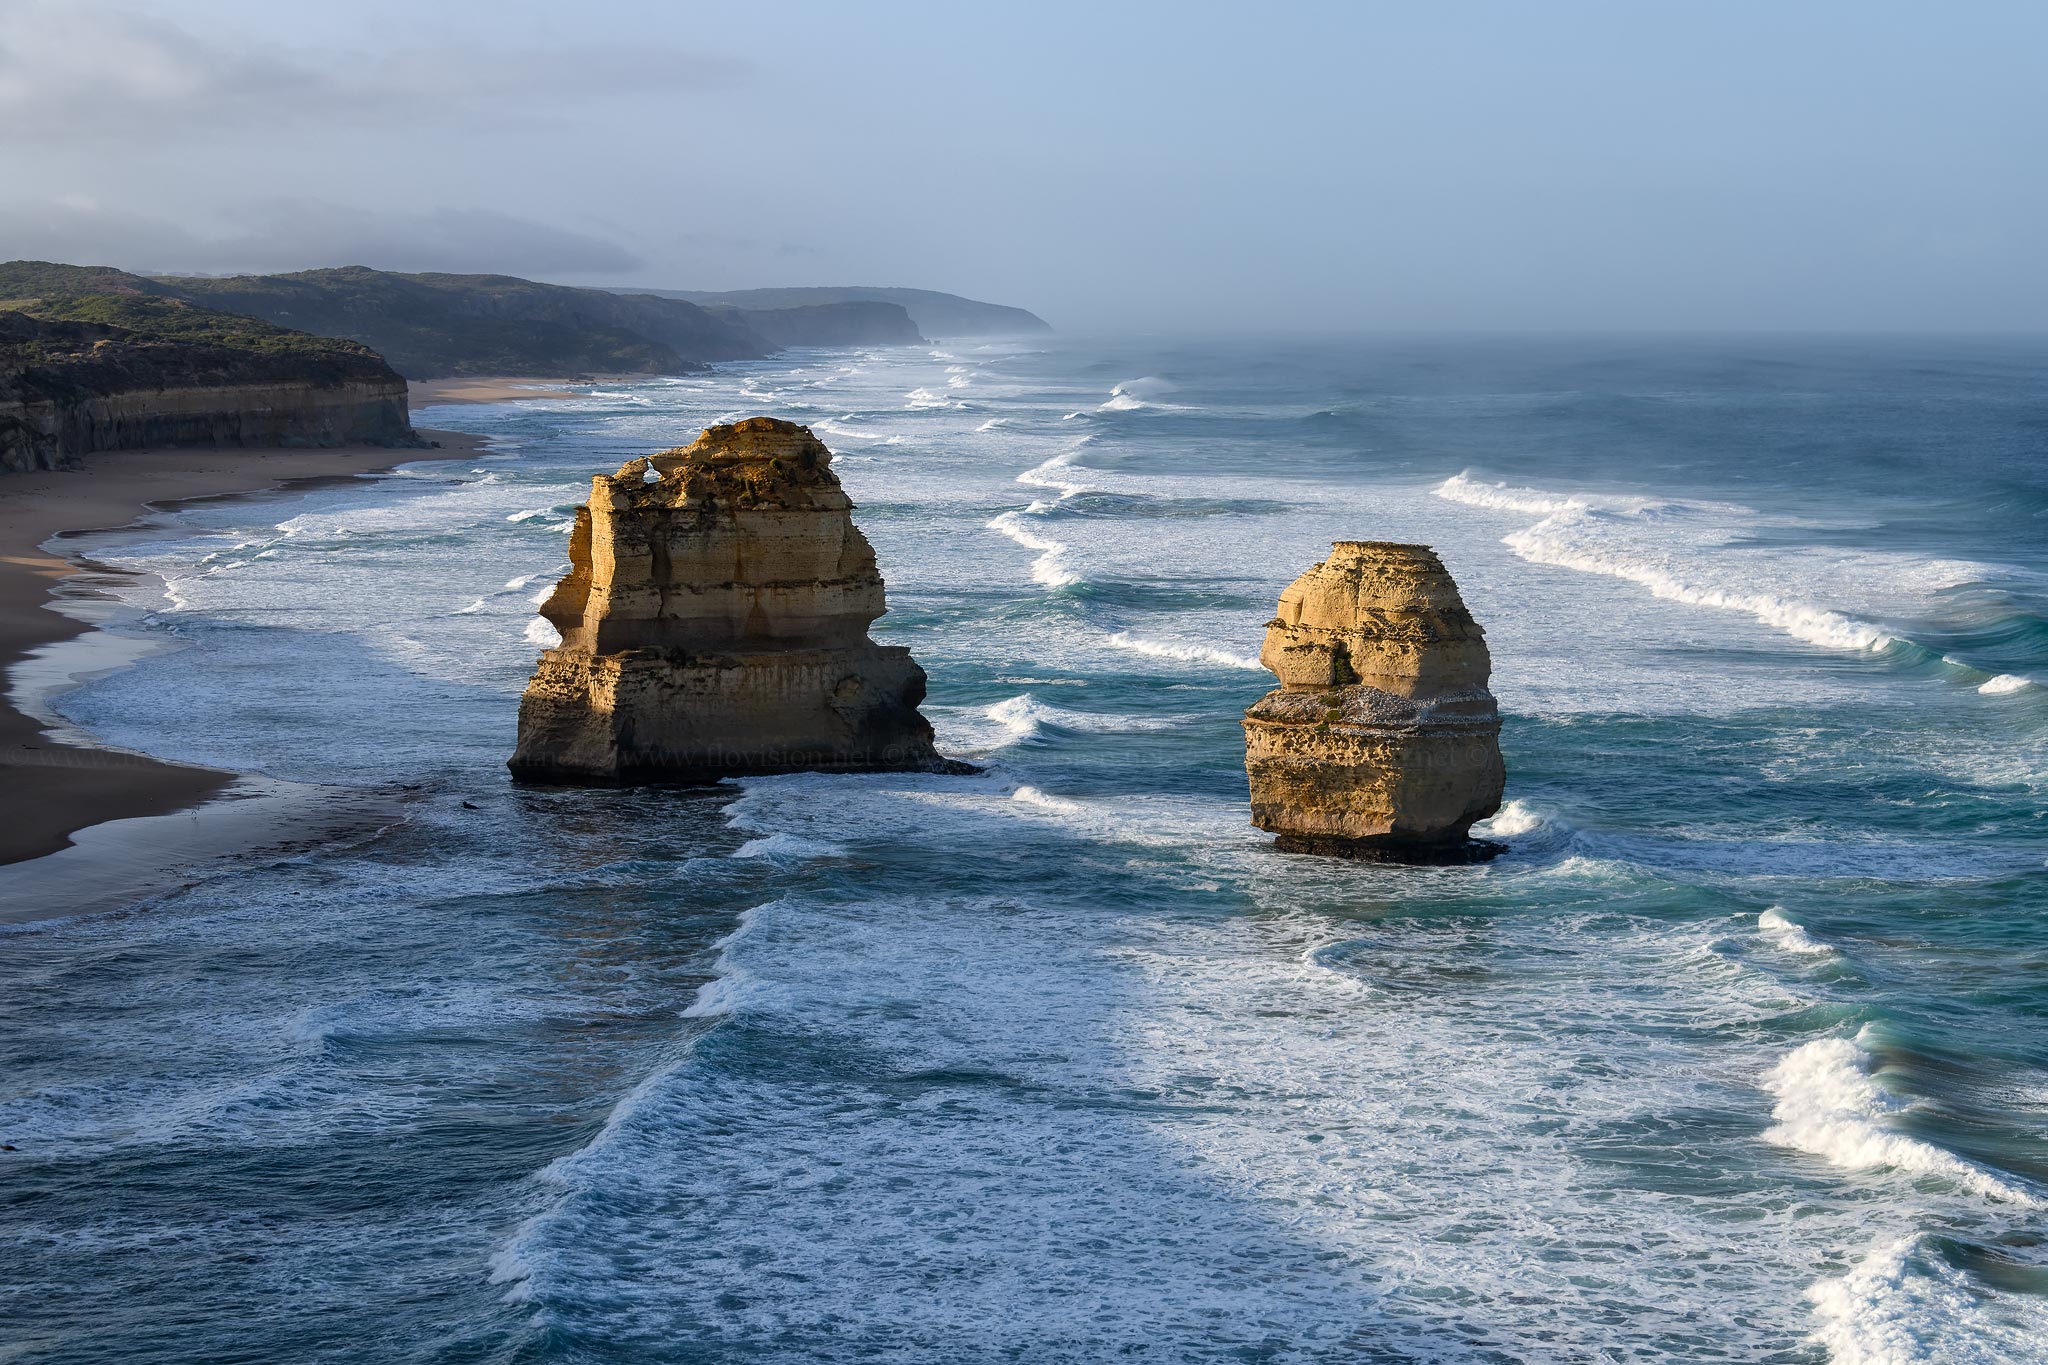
[2,0,2044,332]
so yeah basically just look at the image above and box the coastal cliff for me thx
[510,417,944,782]
[0,302,415,474]
[653,286,1050,337]
[703,300,925,348]
[1242,542,1505,861]
[159,267,772,379]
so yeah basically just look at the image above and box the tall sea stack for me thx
[509,418,943,782]
[1242,542,1505,862]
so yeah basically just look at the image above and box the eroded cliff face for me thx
[1242,542,1505,861]
[0,305,417,473]
[509,417,944,782]
[0,380,413,473]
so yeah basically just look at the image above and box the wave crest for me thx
[1762,1033,2042,1206]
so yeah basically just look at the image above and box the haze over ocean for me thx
[3,333,2043,1362]
[6,1,2047,333]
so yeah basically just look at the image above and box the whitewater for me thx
[2,335,2044,1363]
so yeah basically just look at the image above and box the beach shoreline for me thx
[0,371,618,917]
[408,375,600,405]
[0,427,489,893]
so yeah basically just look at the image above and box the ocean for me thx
[3,334,2045,1363]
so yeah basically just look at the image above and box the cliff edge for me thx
[509,417,946,782]
[0,292,415,474]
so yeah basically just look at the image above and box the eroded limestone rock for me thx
[1242,542,1505,861]
[509,417,944,782]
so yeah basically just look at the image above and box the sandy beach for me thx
[408,376,594,405]
[0,365,599,916]
[0,432,483,875]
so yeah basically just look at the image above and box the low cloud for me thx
[0,199,644,277]
[0,2,740,141]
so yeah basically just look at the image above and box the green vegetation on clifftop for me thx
[0,266,415,472]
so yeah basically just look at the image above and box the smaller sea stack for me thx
[509,418,944,782]
[1242,542,1505,862]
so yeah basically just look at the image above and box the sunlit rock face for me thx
[1242,541,1505,862]
[509,417,943,782]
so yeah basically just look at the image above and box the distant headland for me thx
[0,260,1048,473]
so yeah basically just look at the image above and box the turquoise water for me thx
[3,337,2045,1362]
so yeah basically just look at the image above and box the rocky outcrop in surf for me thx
[509,417,946,782]
[1242,542,1505,861]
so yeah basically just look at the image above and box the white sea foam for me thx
[983,693,1184,745]
[453,598,487,615]
[1979,673,2034,695]
[506,509,553,523]
[1762,1033,2042,1205]
[1016,463,1088,503]
[1434,473,1599,518]
[977,418,1009,432]
[523,618,561,648]
[1505,523,1896,650]
[678,903,774,1022]
[1435,473,1902,654]
[1806,1235,2040,1365]
[1099,376,1174,412]
[503,572,546,591]
[987,694,1055,741]
[985,507,1081,588]
[904,387,963,409]
[1010,784,1084,812]
[1475,798,1547,838]
[1758,906,1836,956]
[985,440,1109,588]
[1104,630,1264,671]
[733,832,846,861]
[814,418,889,442]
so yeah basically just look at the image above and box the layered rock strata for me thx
[1242,542,1505,862]
[509,417,945,782]
[0,306,414,473]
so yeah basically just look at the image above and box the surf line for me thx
[984,437,1095,590]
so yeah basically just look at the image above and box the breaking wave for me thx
[1098,376,1176,412]
[1475,799,1548,839]
[1758,906,1837,956]
[1436,473,1906,654]
[733,833,846,861]
[1806,1235,2040,1365]
[1762,1032,2042,1206]
[1009,784,1084,812]
[984,693,1187,745]
[1104,631,1263,671]
[985,508,1080,588]
[985,441,1103,589]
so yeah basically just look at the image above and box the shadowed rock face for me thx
[1242,542,1505,861]
[0,304,415,474]
[509,417,943,782]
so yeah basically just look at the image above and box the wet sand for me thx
[409,376,596,405]
[0,435,482,875]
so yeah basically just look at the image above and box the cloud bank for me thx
[0,1,738,140]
